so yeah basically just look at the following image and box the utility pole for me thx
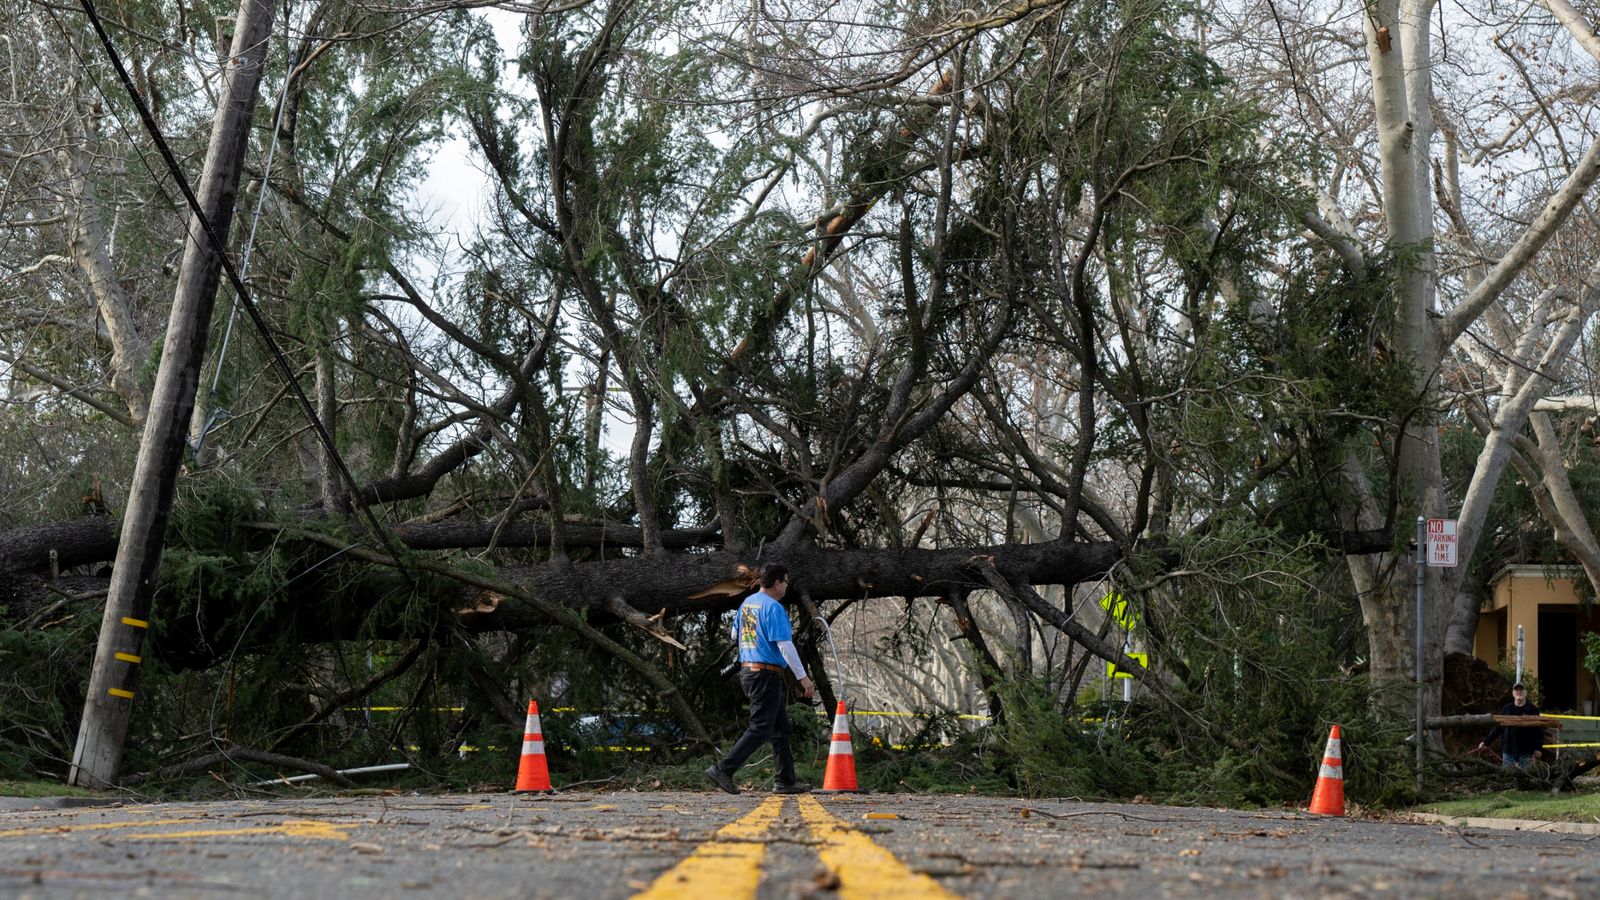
[1414,516,1425,798]
[69,0,279,788]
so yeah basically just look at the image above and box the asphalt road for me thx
[0,790,1593,898]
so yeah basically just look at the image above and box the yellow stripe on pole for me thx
[630,796,783,899]
[121,617,149,629]
[115,652,142,664]
[107,688,135,699]
[796,795,960,899]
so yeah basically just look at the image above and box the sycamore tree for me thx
[1198,0,1600,725]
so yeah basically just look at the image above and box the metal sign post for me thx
[1417,517,1459,796]
[1414,517,1425,796]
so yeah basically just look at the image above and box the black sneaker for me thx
[705,764,740,795]
[773,781,812,794]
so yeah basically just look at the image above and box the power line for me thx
[195,3,300,462]
[73,0,417,587]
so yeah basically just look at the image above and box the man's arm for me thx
[1479,704,1509,750]
[1479,724,1502,749]
[776,640,815,698]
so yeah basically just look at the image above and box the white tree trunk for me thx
[56,101,149,424]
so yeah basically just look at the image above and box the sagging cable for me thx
[74,0,416,587]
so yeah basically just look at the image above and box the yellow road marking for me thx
[0,818,196,838]
[630,796,783,899]
[123,819,353,841]
[797,795,960,899]
[0,817,352,842]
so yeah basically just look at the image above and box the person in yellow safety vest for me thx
[705,564,815,795]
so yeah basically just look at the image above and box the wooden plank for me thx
[1424,714,1563,729]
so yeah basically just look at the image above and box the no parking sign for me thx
[1426,518,1457,567]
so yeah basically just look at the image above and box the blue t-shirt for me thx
[734,591,792,666]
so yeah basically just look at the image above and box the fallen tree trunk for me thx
[0,517,118,574]
[0,515,715,575]
[1425,714,1563,729]
[464,537,1125,630]
[3,517,1125,680]
[390,521,719,551]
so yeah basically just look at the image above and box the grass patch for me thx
[1419,790,1600,823]
[0,779,104,799]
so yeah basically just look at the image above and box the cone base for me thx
[816,788,868,794]
[1308,794,1344,816]
[514,788,556,794]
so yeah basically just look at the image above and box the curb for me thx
[1405,812,1600,835]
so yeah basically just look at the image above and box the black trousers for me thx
[716,668,796,784]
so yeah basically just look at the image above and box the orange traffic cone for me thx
[514,700,554,793]
[819,701,864,793]
[1308,724,1344,816]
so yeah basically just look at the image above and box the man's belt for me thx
[741,662,783,673]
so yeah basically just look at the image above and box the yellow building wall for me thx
[1474,567,1596,712]
[1473,608,1504,665]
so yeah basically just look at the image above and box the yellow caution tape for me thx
[834,710,990,721]
[349,706,583,713]
[358,705,991,722]
[351,707,467,713]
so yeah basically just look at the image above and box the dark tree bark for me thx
[391,521,719,551]
[463,538,1123,632]
[0,517,117,573]
[3,526,1125,670]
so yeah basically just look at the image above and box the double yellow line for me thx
[632,795,958,899]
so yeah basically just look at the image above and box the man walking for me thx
[1477,683,1545,769]
[706,564,815,794]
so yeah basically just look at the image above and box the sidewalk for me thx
[1405,811,1600,835]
